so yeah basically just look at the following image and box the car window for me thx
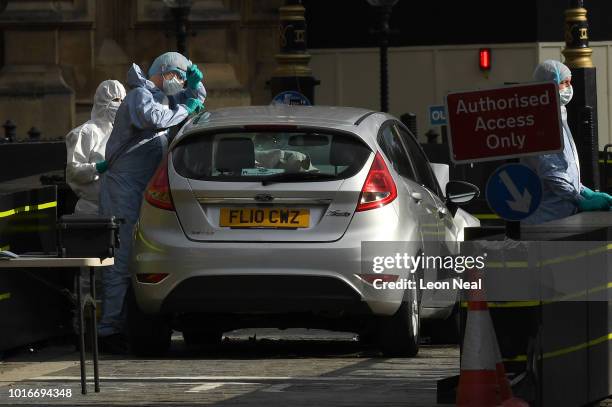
[377,124,417,181]
[172,131,372,182]
[394,124,442,197]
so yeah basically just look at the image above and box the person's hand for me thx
[581,186,612,204]
[95,160,108,174]
[186,64,203,90]
[578,195,611,212]
[185,98,204,115]
[580,186,596,199]
[594,191,612,204]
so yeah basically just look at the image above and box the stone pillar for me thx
[0,0,94,140]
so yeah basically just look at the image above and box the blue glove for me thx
[185,98,204,115]
[95,160,108,174]
[186,64,203,90]
[578,195,611,212]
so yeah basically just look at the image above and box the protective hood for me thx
[90,79,126,125]
[127,63,157,90]
[148,51,191,80]
[533,59,571,84]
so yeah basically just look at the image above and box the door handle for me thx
[411,192,423,203]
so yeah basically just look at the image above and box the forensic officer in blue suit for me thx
[522,60,612,224]
[97,52,205,352]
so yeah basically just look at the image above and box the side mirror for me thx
[429,163,449,195]
[446,181,479,206]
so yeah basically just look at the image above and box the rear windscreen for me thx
[172,131,372,181]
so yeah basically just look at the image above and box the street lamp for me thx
[562,0,599,189]
[367,0,398,113]
[163,0,193,57]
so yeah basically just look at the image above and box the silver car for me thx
[128,105,480,356]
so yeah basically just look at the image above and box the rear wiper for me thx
[261,172,337,186]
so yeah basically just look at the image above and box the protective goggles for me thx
[161,65,187,81]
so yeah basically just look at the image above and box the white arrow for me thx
[499,170,532,213]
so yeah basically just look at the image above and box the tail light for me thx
[356,152,397,212]
[144,155,175,211]
[136,273,169,284]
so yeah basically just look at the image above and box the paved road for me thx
[0,329,459,406]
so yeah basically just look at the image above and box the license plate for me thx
[220,208,310,228]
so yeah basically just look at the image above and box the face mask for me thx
[559,85,573,106]
[106,101,121,123]
[163,76,183,95]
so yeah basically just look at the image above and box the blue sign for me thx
[429,105,447,126]
[272,91,311,106]
[486,164,542,221]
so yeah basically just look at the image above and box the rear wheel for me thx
[182,329,223,346]
[378,296,420,357]
[357,330,378,346]
[127,289,172,356]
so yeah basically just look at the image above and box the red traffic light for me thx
[479,48,492,71]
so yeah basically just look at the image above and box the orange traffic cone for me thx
[456,269,529,407]
[456,300,500,407]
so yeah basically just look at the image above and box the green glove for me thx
[185,98,204,115]
[578,195,611,212]
[594,191,612,204]
[95,160,108,174]
[581,186,612,204]
[580,186,596,199]
[186,64,203,90]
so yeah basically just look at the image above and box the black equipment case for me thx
[57,215,121,259]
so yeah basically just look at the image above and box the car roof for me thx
[173,105,395,150]
[189,105,375,128]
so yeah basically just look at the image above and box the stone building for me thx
[0,0,282,140]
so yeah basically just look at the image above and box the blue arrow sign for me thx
[428,105,447,126]
[486,164,542,221]
[272,91,311,106]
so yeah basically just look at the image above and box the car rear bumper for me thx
[131,202,417,317]
[159,275,371,315]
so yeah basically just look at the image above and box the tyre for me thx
[127,289,172,356]
[378,295,420,357]
[182,329,223,346]
[357,329,378,346]
[428,305,460,344]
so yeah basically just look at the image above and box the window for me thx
[172,131,372,182]
[377,124,416,181]
[394,124,442,196]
